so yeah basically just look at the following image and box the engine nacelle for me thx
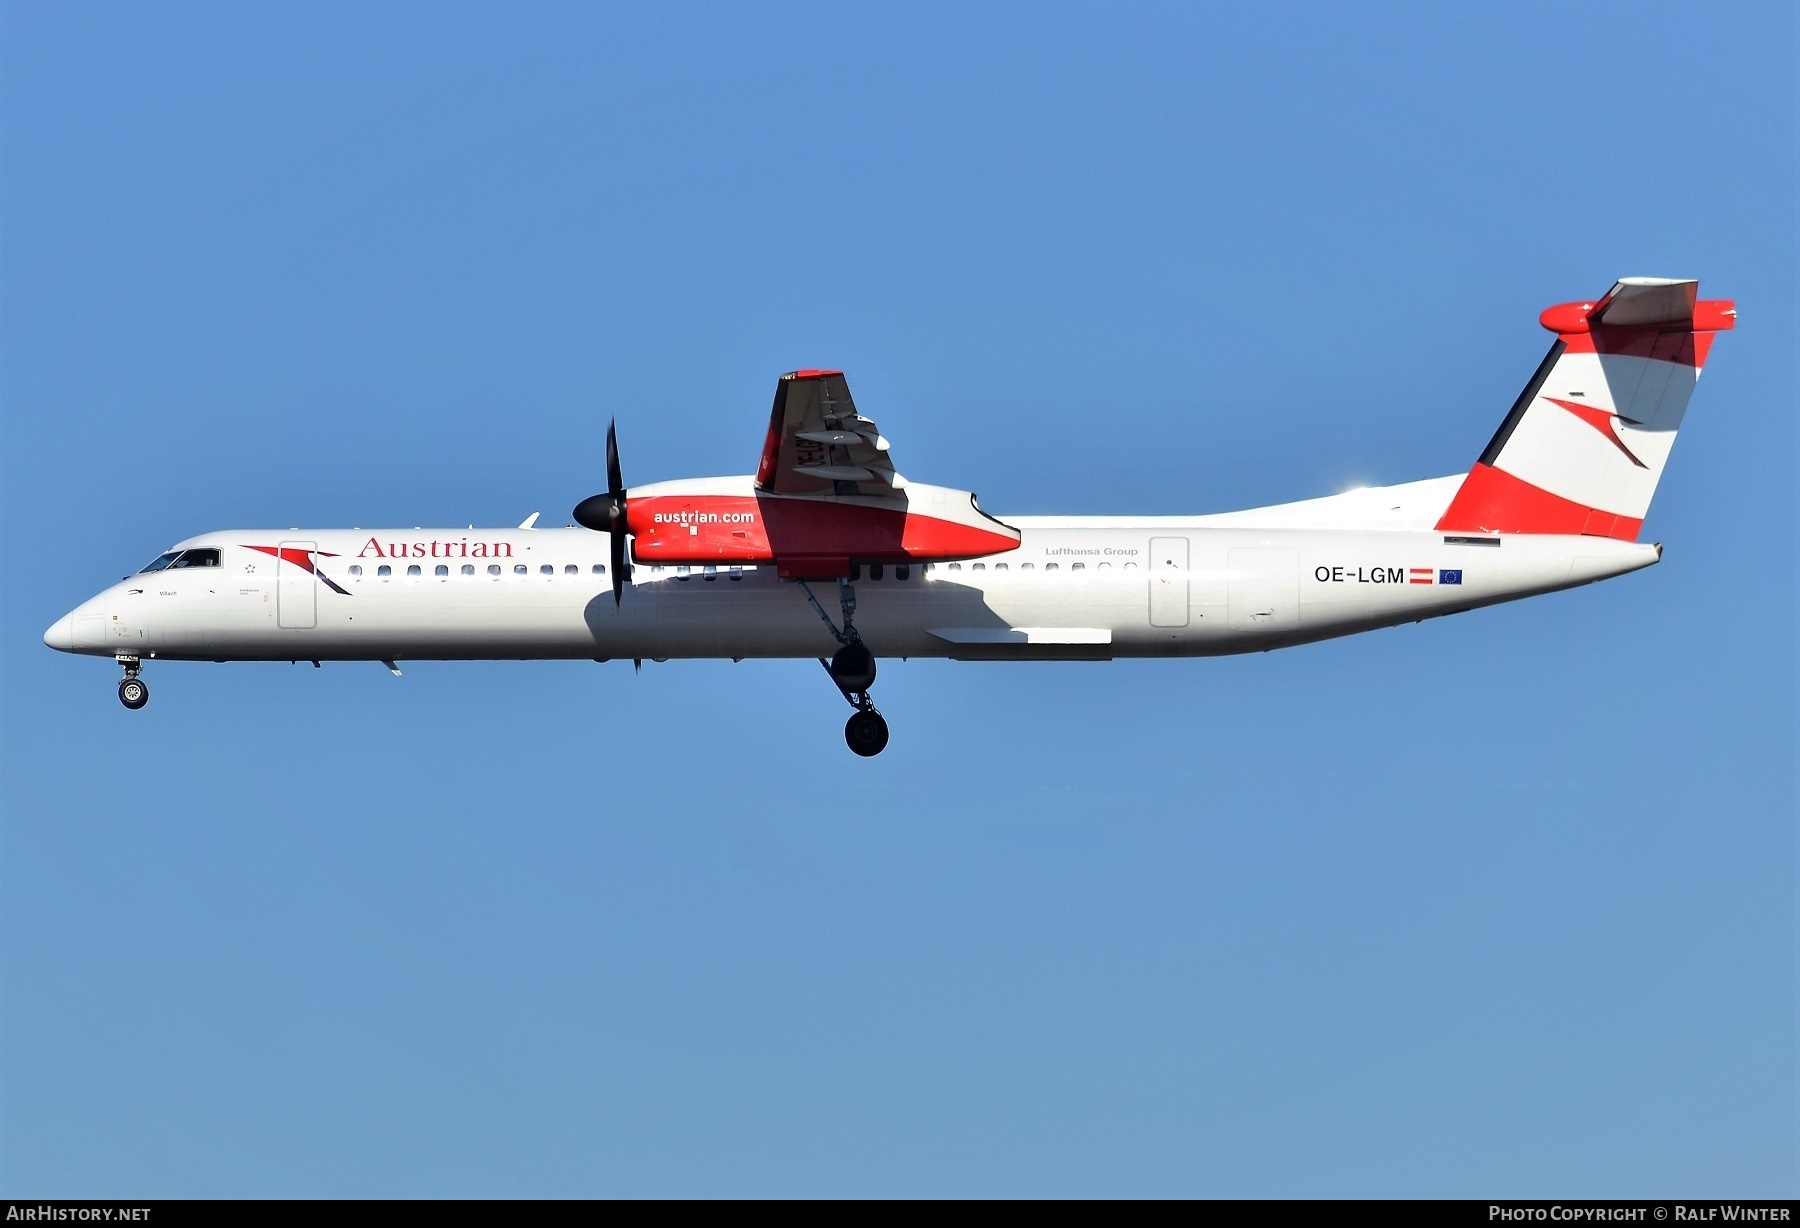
[624,476,1021,578]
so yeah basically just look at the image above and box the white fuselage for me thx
[45,479,1660,665]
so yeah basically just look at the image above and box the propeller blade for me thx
[611,530,628,608]
[609,418,627,607]
[573,417,633,607]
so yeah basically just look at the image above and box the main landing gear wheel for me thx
[118,677,149,710]
[845,709,889,757]
[829,642,877,692]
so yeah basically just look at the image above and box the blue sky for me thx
[3,1,1794,1197]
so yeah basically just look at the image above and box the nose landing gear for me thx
[117,656,148,710]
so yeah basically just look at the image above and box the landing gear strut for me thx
[801,576,891,757]
[117,656,148,710]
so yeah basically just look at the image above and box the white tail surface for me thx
[1437,278,1734,540]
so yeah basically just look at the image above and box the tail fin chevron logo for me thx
[1544,397,1647,468]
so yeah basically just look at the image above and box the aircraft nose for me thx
[44,612,75,652]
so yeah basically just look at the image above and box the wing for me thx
[755,370,900,497]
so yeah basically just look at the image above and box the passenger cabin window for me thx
[407,564,421,576]
[488,564,501,576]
[514,564,528,575]
[591,564,605,575]
[378,565,392,577]
[972,562,986,571]
[1044,562,1058,571]
[870,564,884,580]
[461,564,475,576]
[349,565,363,577]
[1098,562,1110,571]
[1021,562,1034,571]
[896,565,909,580]
[564,564,578,575]
[949,562,962,571]
[541,564,554,576]
[435,565,448,577]
[995,563,1008,571]
[1071,562,1084,571]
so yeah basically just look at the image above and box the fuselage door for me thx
[1149,536,1189,627]
[277,540,318,629]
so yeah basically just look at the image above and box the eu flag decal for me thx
[1439,569,1463,585]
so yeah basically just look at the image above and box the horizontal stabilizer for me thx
[1592,277,1698,327]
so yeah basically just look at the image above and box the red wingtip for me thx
[784,369,842,380]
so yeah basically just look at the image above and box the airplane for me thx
[45,277,1734,756]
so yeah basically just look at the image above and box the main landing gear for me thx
[801,577,890,757]
[828,641,888,757]
[117,656,148,710]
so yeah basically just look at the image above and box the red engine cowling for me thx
[626,483,1020,578]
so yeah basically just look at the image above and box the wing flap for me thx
[757,371,901,497]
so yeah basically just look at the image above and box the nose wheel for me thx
[117,657,148,710]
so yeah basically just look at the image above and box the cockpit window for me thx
[142,548,222,573]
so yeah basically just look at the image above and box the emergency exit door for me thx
[276,540,318,629]
[1148,537,1189,627]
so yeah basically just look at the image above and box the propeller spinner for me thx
[572,419,632,607]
